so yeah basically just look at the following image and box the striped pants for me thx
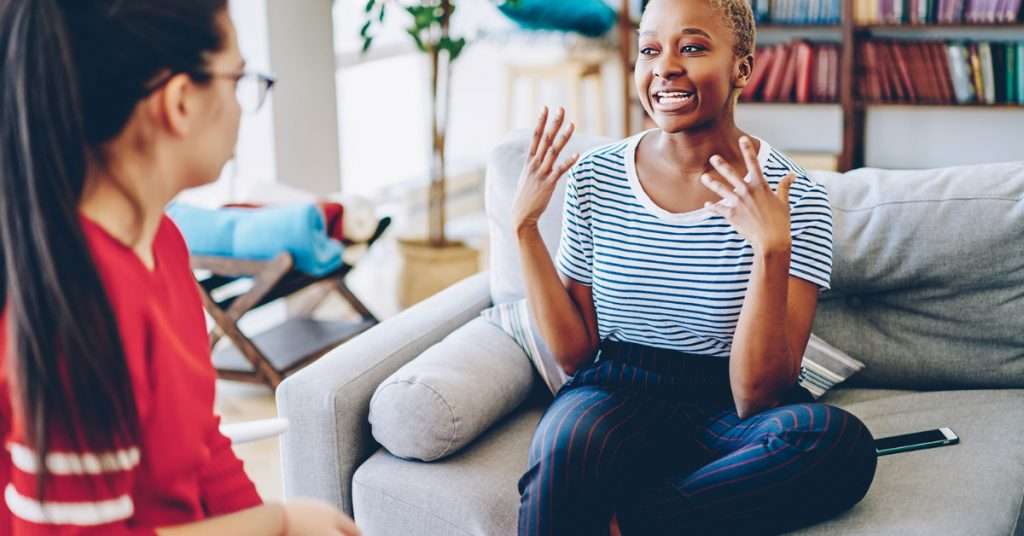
[517,341,877,536]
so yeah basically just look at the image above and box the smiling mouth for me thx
[653,90,695,104]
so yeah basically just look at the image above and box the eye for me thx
[639,47,659,56]
[682,44,706,53]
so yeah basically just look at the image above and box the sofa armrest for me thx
[276,272,492,514]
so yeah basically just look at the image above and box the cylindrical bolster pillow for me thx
[368,317,535,462]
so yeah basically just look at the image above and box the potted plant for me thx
[361,0,516,307]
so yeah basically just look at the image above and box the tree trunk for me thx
[427,0,453,247]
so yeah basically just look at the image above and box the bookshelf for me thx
[617,0,1024,171]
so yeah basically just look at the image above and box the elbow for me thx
[732,382,785,420]
[553,341,599,377]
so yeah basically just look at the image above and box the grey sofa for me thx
[277,131,1024,535]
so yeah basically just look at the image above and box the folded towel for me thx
[167,202,344,277]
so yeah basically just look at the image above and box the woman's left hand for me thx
[701,136,795,255]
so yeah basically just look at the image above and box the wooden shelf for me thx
[857,23,1024,30]
[615,0,1024,170]
[740,101,841,106]
[861,102,1024,109]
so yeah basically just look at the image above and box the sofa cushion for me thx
[809,162,1024,389]
[368,317,535,462]
[790,389,1024,535]
[485,131,610,306]
[353,388,1024,536]
[354,397,546,536]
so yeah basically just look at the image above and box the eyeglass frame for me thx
[143,69,277,114]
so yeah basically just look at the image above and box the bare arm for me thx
[512,107,599,375]
[729,254,819,419]
[702,136,819,419]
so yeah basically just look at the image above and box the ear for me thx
[733,53,754,90]
[155,73,194,137]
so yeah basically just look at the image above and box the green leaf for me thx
[378,2,386,22]
[364,0,375,13]
[406,28,427,53]
[359,19,372,38]
[439,36,467,62]
[362,36,374,54]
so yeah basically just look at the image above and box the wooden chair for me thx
[193,217,391,389]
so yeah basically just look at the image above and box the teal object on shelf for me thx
[498,0,617,38]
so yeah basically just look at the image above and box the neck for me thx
[79,148,176,270]
[651,107,749,177]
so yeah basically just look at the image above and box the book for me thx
[891,41,916,100]
[1018,42,1024,104]
[1011,44,1019,104]
[931,42,955,103]
[968,43,985,102]
[991,43,1006,103]
[947,43,975,103]
[742,46,776,101]
[763,44,792,102]
[795,41,816,103]
[779,43,801,101]
[827,45,840,101]
[979,42,996,104]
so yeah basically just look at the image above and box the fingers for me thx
[708,154,747,193]
[528,107,548,159]
[336,514,361,536]
[551,152,581,181]
[776,172,796,202]
[700,173,740,208]
[738,136,766,188]
[540,121,575,175]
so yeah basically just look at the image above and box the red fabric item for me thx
[222,202,345,242]
[0,215,261,535]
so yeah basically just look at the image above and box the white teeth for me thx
[655,91,694,104]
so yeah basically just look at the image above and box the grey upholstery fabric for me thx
[351,389,1024,535]
[369,317,535,462]
[810,163,1024,390]
[353,398,546,536]
[485,131,611,305]
[276,273,492,514]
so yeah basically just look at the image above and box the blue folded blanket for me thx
[167,202,344,277]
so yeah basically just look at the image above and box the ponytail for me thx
[0,0,226,499]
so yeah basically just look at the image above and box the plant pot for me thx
[397,238,481,308]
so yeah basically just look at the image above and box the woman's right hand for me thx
[511,106,579,233]
[283,498,360,536]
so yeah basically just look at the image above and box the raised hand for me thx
[512,106,579,232]
[700,136,796,255]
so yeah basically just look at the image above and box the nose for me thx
[653,51,684,80]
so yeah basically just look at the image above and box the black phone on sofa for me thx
[874,427,959,456]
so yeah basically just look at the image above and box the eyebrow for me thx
[638,27,713,39]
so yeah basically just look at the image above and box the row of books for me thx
[751,0,843,25]
[852,0,1024,24]
[858,40,1024,104]
[741,42,842,103]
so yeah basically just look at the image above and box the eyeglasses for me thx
[143,69,276,114]
[203,70,277,114]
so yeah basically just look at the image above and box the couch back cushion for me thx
[810,163,1024,389]
[485,130,1024,390]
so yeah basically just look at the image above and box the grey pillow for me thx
[483,298,864,399]
[368,317,535,462]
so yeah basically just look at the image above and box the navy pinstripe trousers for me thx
[517,340,877,536]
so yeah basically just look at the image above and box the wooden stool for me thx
[504,56,610,136]
[193,217,390,389]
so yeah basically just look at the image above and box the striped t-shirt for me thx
[556,130,834,358]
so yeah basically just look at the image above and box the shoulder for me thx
[572,138,633,180]
[757,142,829,207]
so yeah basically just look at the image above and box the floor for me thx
[212,207,489,503]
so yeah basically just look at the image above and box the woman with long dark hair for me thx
[0,1,359,534]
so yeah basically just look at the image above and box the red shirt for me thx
[0,215,261,534]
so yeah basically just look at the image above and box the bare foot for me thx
[609,513,622,536]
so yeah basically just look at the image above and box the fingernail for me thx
[701,174,711,183]
[740,136,751,146]
[710,155,722,164]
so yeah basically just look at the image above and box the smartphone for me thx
[874,427,958,456]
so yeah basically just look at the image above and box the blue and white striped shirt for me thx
[556,130,834,358]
